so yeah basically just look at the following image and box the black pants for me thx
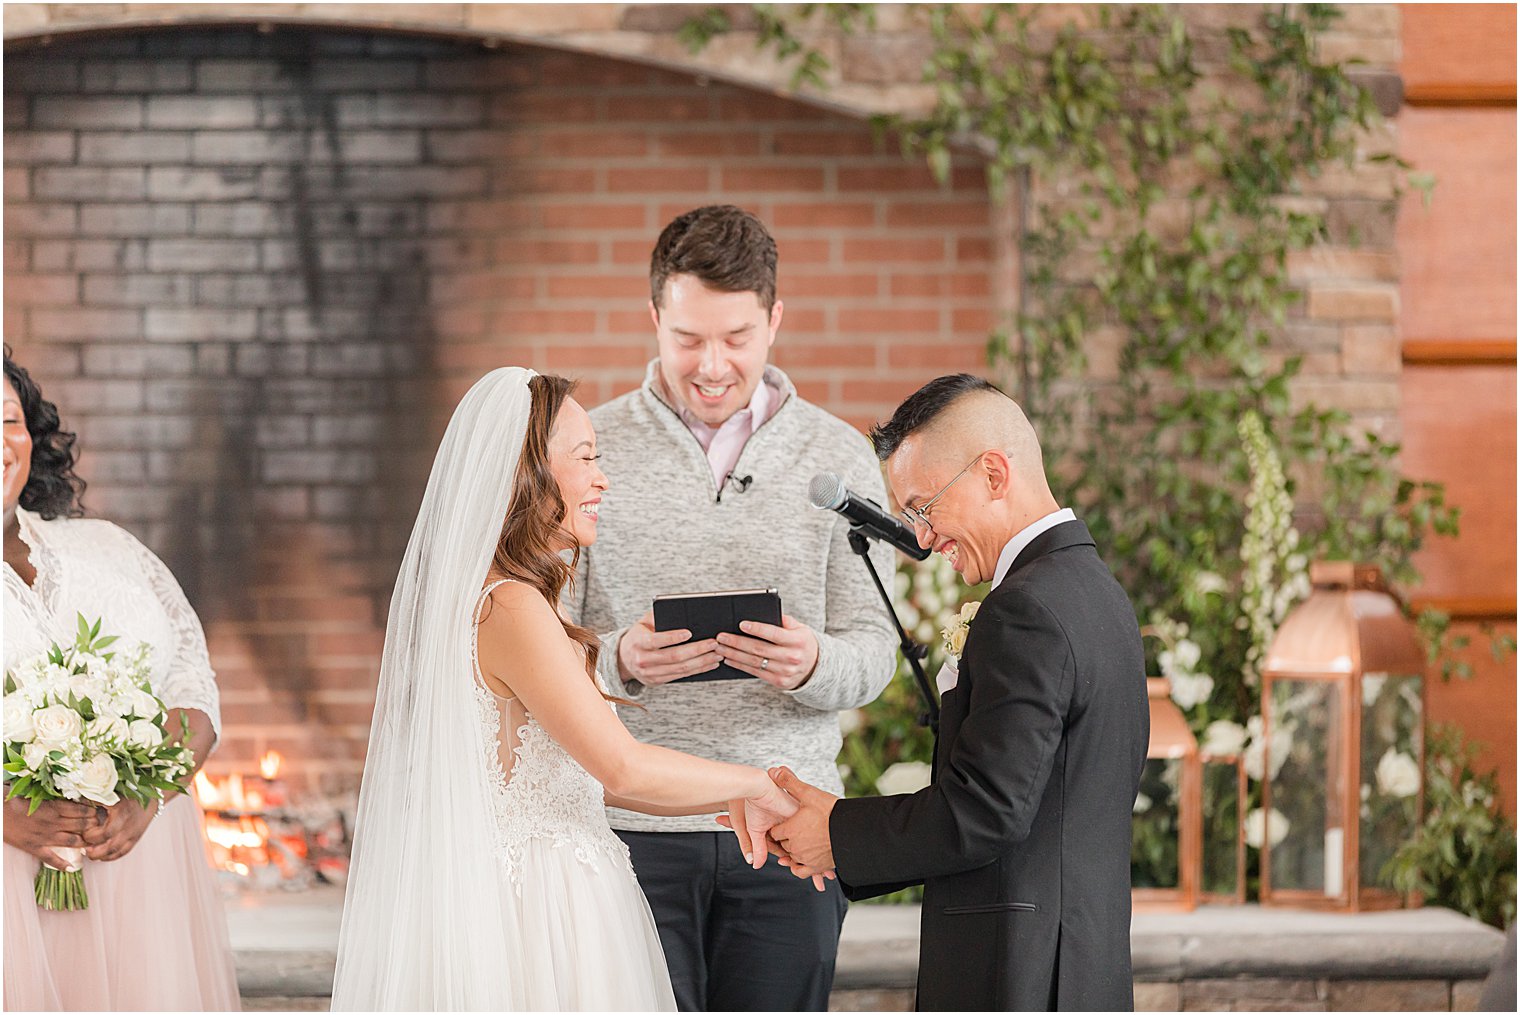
[618,830,848,1012]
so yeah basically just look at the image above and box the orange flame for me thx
[260,750,282,780]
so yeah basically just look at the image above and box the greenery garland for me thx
[684,2,1515,924]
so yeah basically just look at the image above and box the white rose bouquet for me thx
[3,614,194,910]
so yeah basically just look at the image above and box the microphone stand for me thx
[847,527,939,733]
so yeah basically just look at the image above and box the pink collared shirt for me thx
[678,378,775,490]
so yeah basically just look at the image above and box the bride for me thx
[331,368,808,1011]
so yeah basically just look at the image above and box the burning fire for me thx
[195,750,349,892]
[196,752,305,886]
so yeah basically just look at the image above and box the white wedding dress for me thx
[331,367,676,1011]
[466,579,675,1011]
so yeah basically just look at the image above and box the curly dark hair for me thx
[3,347,85,520]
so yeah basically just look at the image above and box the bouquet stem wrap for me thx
[35,846,87,911]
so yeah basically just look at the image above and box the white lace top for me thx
[470,579,630,887]
[3,508,221,737]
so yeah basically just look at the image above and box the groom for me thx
[766,374,1149,1011]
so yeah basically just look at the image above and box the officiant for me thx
[566,205,898,1011]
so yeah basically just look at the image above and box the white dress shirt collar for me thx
[991,508,1077,589]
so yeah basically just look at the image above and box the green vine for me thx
[686,3,1511,919]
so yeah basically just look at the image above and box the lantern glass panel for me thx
[1131,757,1181,889]
[1201,755,1242,897]
[1268,678,1346,897]
[1359,672,1423,889]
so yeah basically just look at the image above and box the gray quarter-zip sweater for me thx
[568,361,898,832]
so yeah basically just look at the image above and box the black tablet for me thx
[652,587,783,682]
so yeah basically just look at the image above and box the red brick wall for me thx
[3,26,995,790]
[1396,3,1518,812]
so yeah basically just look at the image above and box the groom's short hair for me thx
[650,205,778,311]
[869,374,1007,462]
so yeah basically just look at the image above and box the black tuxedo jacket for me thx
[830,520,1148,1011]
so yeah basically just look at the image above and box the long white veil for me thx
[332,367,535,1010]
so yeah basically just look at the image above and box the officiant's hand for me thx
[714,615,819,690]
[617,609,721,686]
[769,766,838,875]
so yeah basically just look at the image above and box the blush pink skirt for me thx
[3,794,240,1011]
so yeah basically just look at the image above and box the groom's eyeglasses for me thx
[899,451,995,532]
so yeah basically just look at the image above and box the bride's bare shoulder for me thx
[477,579,563,644]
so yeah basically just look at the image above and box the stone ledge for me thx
[229,890,1504,1000]
[1131,905,1504,982]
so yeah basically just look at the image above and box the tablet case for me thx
[652,588,783,682]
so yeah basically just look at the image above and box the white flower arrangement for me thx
[940,600,981,661]
[875,760,932,796]
[1244,806,1291,850]
[3,615,195,910]
[1241,714,1295,783]
[1200,719,1248,757]
[1374,748,1421,799]
[1148,616,1216,712]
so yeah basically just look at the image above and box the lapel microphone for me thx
[724,473,753,493]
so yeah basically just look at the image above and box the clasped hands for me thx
[719,766,839,892]
[2,794,160,867]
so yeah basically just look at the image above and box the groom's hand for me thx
[714,615,819,690]
[770,766,839,873]
[617,610,721,686]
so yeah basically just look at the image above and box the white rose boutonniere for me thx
[940,600,981,660]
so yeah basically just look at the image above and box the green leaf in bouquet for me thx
[4,673,13,694]
[95,635,119,650]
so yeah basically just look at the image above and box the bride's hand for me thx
[720,776,833,892]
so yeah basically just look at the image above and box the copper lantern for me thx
[1132,678,1202,911]
[1259,561,1424,911]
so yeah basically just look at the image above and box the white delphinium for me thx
[1238,412,1310,687]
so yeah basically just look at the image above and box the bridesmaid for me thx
[3,349,240,1011]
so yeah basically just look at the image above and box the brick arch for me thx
[2,2,928,122]
[4,19,995,789]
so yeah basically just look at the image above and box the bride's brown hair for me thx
[490,374,626,702]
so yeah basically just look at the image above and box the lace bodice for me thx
[471,579,630,886]
[3,509,221,735]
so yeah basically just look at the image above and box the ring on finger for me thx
[761,657,770,670]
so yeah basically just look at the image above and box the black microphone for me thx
[808,473,930,560]
[722,472,753,494]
